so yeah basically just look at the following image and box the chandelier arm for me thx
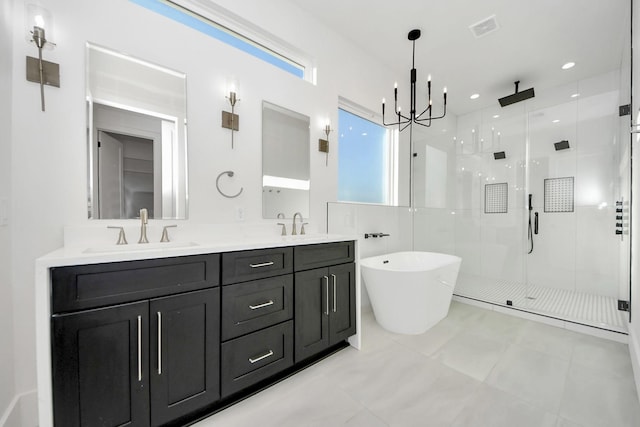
[397,112,411,121]
[421,106,447,121]
[400,121,413,132]
[413,120,432,128]
[415,106,431,120]
[384,117,411,126]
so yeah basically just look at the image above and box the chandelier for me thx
[382,29,447,131]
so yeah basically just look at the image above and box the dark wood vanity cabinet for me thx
[293,242,356,363]
[149,289,220,426]
[52,300,150,427]
[220,247,295,398]
[51,255,220,427]
[49,241,355,426]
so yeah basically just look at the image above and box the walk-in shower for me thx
[412,66,631,333]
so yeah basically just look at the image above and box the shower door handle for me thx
[534,212,539,235]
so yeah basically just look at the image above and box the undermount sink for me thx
[83,241,199,254]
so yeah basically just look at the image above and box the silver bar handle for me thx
[137,315,142,382]
[157,312,162,375]
[249,300,274,310]
[249,350,274,364]
[323,275,329,315]
[249,261,274,268]
[331,274,337,313]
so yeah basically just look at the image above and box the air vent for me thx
[469,15,500,38]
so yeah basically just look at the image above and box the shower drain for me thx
[525,296,537,300]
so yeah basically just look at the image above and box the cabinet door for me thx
[149,288,220,427]
[52,301,150,427]
[294,268,330,362]
[329,263,356,345]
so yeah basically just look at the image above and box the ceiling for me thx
[288,0,630,116]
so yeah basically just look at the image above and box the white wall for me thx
[0,0,16,423]
[7,0,399,421]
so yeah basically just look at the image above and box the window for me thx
[337,108,396,204]
[131,0,310,81]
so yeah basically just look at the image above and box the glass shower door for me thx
[523,74,629,332]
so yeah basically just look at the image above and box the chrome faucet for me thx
[292,212,303,235]
[138,208,149,243]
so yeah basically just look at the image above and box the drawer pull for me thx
[249,300,275,310]
[248,350,274,364]
[249,261,274,268]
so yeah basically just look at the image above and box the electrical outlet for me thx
[235,206,245,221]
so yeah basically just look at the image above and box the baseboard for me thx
[0,390,37,427]
[629,328,640,405]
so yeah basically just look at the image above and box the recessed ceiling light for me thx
[470,93,480,100]
[493,114,500,119]
[562,62,575,70]
[571,93,580,98]
[552,119,560,123]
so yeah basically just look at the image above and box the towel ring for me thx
[216,171,243,198]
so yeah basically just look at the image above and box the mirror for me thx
[262,101,310,219]
[86,43,188,219]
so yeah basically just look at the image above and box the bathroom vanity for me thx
[36,235,358,427]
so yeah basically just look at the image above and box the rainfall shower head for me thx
[498,81,535,107]
[493,151,506,160]
[554,140,570,151]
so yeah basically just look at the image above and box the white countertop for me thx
[37,233,358,268]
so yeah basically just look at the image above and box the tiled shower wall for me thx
[413,70,627,300]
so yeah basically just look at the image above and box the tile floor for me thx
[196,302,640,427]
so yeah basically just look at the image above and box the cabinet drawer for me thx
[52,254,220,313]
[294,241,354,271]
[221,321,293,398]
[222,247,293,285]
[222,275,293,340]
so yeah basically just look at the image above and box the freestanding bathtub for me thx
[360,252,462,334]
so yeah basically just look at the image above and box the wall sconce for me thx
[318,123,332,166]
[25,4,60,112]
[221,79,240,149]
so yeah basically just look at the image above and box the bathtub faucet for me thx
[364,233,390,239]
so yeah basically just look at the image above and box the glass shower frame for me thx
[412,70,631,333]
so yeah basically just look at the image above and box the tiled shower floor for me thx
[195,302,640,426]
[455,274,628,333]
